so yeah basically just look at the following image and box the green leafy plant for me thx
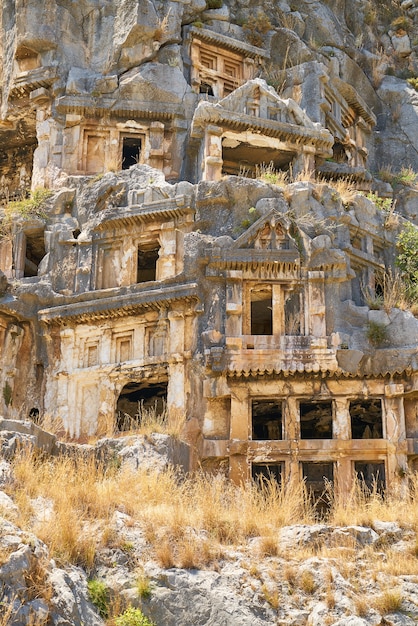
[365,192,392,212]
[243,14,272,47]
[2,382,12,407]
[136,574,152,599]
[6,188,51,219]
[391,15,410,33]
[114,607,155,626]
[407,77,418,91]
[0,188,51,240]
[366,320,388,347]
[396,222,418,300]
[87,579,110,619]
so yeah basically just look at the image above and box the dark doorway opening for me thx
[251,288,272,335]
[200,82,214,96]
[302,461,334,508]
[284,290,301,335]
[350,399,383,439]
[116,381,168,432]
[355,461,386,494]
[300,401,333,439]
[252,399,283,440]
[122,137,142,170]
[252,462,283,486]
[24,229,46,277]
[137,247,159,283]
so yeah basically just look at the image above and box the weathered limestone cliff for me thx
[1,0,418,622]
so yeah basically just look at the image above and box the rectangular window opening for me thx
[252,463,283,486]
[122,137,142,170]
[24,230,46,277]
[355,461,386,494]
[300,401,333,439]
[284,290,301,335]
[302,462,334,509]
[350,399,383,439]
[251,288,272,335]
[137,247,159,283]
[252,399,283,440]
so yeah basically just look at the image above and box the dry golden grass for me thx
[96,402,185,442]
[374,587,403,614]
[6,448,418,577]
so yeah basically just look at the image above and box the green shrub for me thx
[6,188,51,219]
[366,320,388,347]
[87,579,109,619]
[407,77,418,91]
[365,192,392,212]
[396,222,418,300]
[136,574,152,599]
[114,607,155,626]
[2,382,12,407]
[391,15,410,32]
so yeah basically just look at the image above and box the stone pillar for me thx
[60,328,75,373]
[108,129,120,171]
[286,397,301,484]
[272,284,284,336]
[31,106,55,189]
[230,387,249,440]
[101,328,112,364]
[63,115,82,173]
[149,122,165,171]
[308,271,326,337]
[229,452,249,484]
[134,323,146,360]
[168,310,184,356]
[120,240,136,287]
[225,272,243,338]
[0,239,13,279]
[334,398,351,440]
[158,222,177,280]
[168,362,185,416]
[203,125,223,181]
[384,387,407,485]
[75,241,93,293]
[13,231,26,279]
[292,146,316,177]
[335,458,353,495]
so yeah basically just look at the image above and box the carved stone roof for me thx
[39,283,199,326]
[187,26,269,60]
[191,79,334,155]
[56,96,182,120]
[93,196,194,231]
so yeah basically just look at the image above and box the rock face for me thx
[1,0,418,549]
[1,454,418,626]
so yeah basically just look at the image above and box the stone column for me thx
[225,272,243,339]
[384,387,407,486]
[272,284,284,336]
[230,387,249,440]
[168,362,186,417]
[158,222,177,280]
[168,310,184,356]
[286,397,301,484]
[13,231,26,279]
[308,271,326,337]
[203,125,223,181]
[149,122,165,171]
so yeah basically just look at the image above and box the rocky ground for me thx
[1,426,418,626]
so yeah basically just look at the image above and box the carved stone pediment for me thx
[233,212,297,252]
[191,79,333,156]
